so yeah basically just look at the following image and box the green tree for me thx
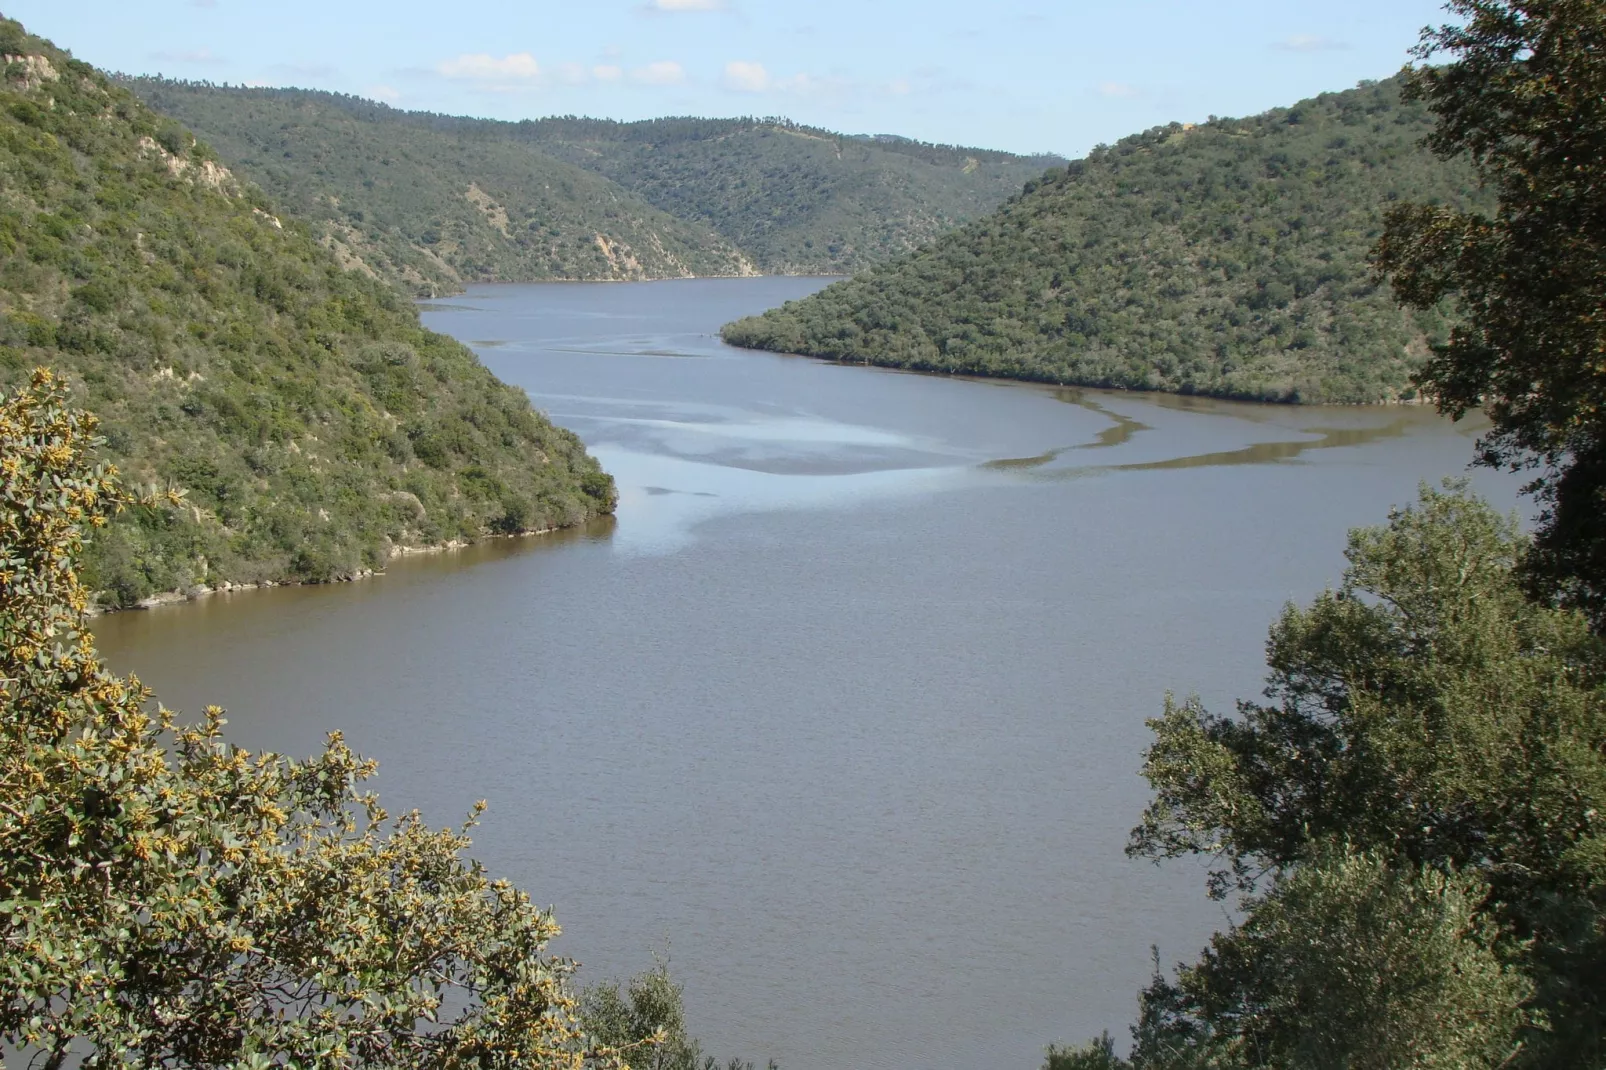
[581,960,703,1070]
[0,369,612,1067]
[1376,0,1606,628]
[1056,484,1606,1067]
[1124,849,1533,1070]
[580,959,780,1070]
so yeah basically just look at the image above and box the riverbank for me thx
[93,526,572,615]
[721,334,1437,408]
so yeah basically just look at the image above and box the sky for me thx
[7,1,1458,157]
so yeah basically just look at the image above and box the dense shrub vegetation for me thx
[516,116,1063,275]
[0,20,614,606]
[723,78,1488,404]
[128,81,758,295]
[125,80,1061,288]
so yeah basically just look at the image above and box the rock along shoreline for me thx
[90,527,560,615]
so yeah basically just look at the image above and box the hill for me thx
[0,19,615,607]
[722,78,1486,404]
[125,81,1061,287]
[504,116,1064,274]
[126,81,757,296]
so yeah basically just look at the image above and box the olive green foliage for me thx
[1062,485,1606,1068]
[123,81,1061,286]
[724,78,1487,404]
[580,960,778,1070]
[0,20,614,606]
[1045,1033,1124,1070]
[1376,0,1606,629]
[0,370,611,1068]
[519,117,1063,275]
[125,81,756,296]
[1125,850,1533,1070]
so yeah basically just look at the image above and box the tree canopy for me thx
[124,81,1059,293]
[123,81,757,296]
[722,77,1488,404]
[1052,484,1606,1068]
[1376,0,1606,629]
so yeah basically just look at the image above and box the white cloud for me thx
[631,60,686,85]
[1274,34,1350,52]
[722,60,770,93]
[592,64,624,82]
[644,0,726,10]
[437,52,541,82]
[1097,81,1141,98]
[366,84,401,104]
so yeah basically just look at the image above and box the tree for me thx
[581,961,703,1070]
[579,959,781,1070]
[1376,0,1606,628]
[0,369,614,1067]
[1122,849,1533,1070]
[1054,484,1606,1067]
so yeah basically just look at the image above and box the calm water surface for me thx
[95,278,1525,1070]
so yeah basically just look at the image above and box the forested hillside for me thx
[129,81,757,295]
[723,78,1486,404]
[0,20,615,607]
[127,80,1060,286]
[506,116,1064,273]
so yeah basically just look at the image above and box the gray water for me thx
[94,278,1525,1070]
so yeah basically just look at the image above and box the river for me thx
[93,278,1526,1070]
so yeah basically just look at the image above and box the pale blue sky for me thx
[7,1,1454,156]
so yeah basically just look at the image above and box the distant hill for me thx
[722,78,1486,404]
[127,81,757,296]
[0,20,614,607]
[502,116,1065,274]
[125,81,1062,290]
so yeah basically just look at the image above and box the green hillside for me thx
[126,81,1061,284]
[723,78,1486,404]
[127,81,756,296]
[508,116,1064,273]
[0,20,615,607]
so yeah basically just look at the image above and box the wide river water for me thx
[95,278,1525,1070]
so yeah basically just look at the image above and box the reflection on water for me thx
[1074,394,1153,450]
[985,392,1155,469]
[1114,419,1416,472]
[983,391,1445,477]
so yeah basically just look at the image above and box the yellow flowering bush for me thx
[0,369,617,1068]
